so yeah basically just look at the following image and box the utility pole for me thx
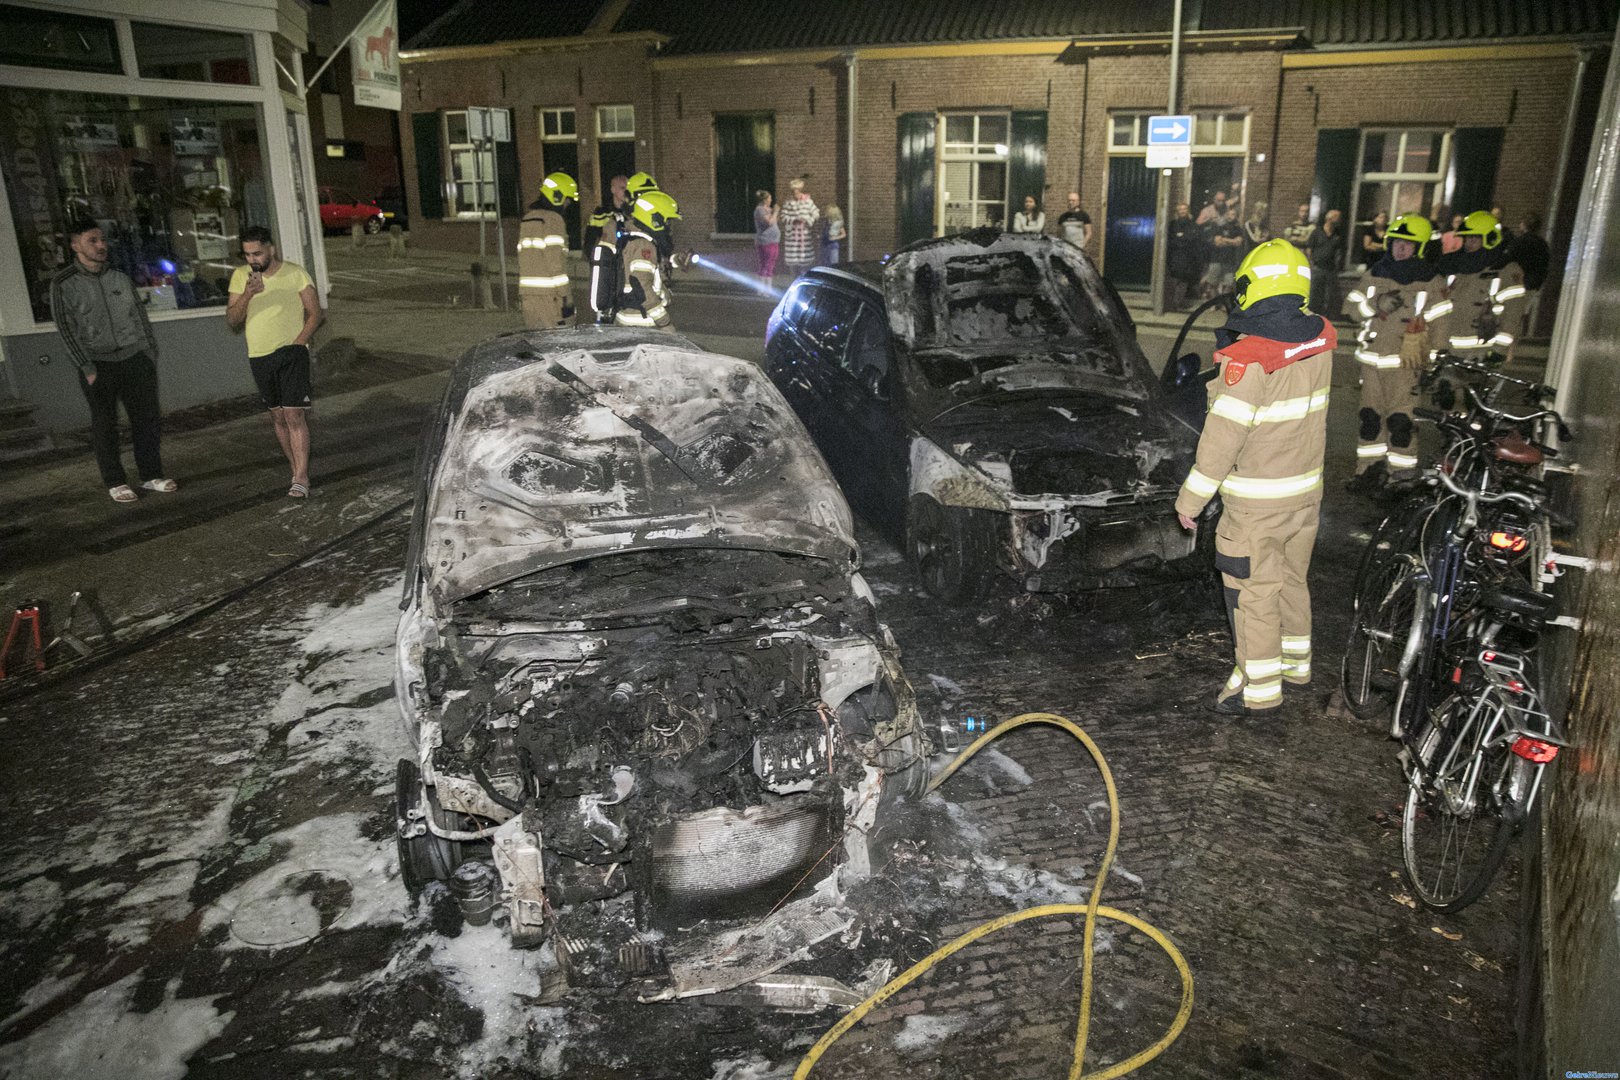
[1149,0,1185,317]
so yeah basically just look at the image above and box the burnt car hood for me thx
[923,390,1192,498]
[419,338,856,606]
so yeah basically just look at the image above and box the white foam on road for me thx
[0,974,231,1080]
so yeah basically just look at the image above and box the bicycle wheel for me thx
[1350,495,1431,612]
[1400,695,1518,913]
[1342,556,1423,721]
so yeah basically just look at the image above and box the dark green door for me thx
[597,141,635,207]
[715,113,775,234]
[542,139,582,249]
[1104,156,1156,288]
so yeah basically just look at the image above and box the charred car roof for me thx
[412,327,857,606]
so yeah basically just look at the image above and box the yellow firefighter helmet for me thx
[1385,212,1434,257]
[630,190,681,233]
[626,171,659,198]
[1455,210,1504,249]
[539,172,579,207]
[1232,239,1312,310]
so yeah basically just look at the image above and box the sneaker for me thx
[109,484,137,503]
[139,478,178,493]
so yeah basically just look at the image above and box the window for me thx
[939,111,1009,234]
[1109,111,1248,151]
[0,88,269,321]
[541,108,576,141]
[798,287,863,360]
[844,305,893,381]
[596,105,634,140]
[1354,128,1451,227]
[444,109,495,218]
[132,22,253,85]
[0,4,120,73]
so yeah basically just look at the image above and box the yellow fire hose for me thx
[795,712,1195,1079]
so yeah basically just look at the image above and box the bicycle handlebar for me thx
[1464,386,1563,426]
[1433,464,1542,511]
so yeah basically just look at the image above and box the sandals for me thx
[140,478,178,493]
[109,485,137,503]
[288,482,310,499]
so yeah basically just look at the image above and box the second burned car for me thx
[765,229,1203,603]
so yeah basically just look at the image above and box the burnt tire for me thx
[906,496,997,605]
[395,758,464,896]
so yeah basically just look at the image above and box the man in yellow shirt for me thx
[226,226,322,497]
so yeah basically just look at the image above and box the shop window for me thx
[444,109,495,218]
[133,22,253,85]
[541,107,576,140]
[0,4,120,73]
[1353,128,1451,236]
[938,111,1009,233]
[0,87,269,322]
[596,104,634,139]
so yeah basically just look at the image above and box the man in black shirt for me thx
[1509,212,1551,338]
[1306,209,1345,318]
[1057,192,1092,249]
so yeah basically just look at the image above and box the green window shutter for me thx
[412,112,444,220]
[896,112,936,248]
[1449,127,1504,216]
[1311,128,1357,223]
[496,139,520,217]
[1008,110,1048,217]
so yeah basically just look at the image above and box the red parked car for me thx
[318,187,386,234]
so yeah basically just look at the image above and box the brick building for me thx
[399,0,1614,298]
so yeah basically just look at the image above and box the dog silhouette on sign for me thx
[364,26,395,68]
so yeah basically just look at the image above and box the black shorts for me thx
[249,344,312,409]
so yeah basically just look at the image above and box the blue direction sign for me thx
[1147,115,1193,146]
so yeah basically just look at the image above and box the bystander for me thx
[226,226,322,499]
[1012,195,1045,234]
[778,178,820,274]
[753,191,779,282]
[1307,209,1345,317]
[1057,192,1093,248]
[50,220,178,503]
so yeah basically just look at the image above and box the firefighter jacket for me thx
[1345,259,1450,372]
[613,231,670,328]
[1437,250,1525,355]
[1176,319,1337,519]
[518,205,570,327]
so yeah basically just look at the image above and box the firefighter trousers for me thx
[1355,362,1421,475]
[521,287,569,329]
[1213,502,1320,711]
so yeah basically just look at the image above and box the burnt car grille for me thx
[648,794,837,926]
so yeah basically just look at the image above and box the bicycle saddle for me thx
[1481,584,1556,628]
[1492,431,1544,466]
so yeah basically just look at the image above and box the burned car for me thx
[393,326,930,1001]
[765,229,1202,603]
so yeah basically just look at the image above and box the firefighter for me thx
[588,206,623,324]
[1343,213,1449,490]
[1434,210,1525,361]
[615,191,679,329]
[626,171,659,199]
[517,171,576,329]
[1175,239,1336,716]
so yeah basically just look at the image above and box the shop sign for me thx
[351,0,400,111]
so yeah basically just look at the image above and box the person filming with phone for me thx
[226,226,322,498]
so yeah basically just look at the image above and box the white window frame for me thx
[937,110,1011,235]
[0,15,312,333]
[1349,127,1453,237]
[443,108,496,220]
[540,106,575,142]
[1107,110,1249,154]
[596,104,634,140]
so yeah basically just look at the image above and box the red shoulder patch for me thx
[1224,360,1248,386]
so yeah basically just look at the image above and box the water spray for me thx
[673,251,784,300]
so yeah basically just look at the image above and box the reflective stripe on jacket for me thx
[1345,267,1449,366]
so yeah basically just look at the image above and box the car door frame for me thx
[820,295,910,539]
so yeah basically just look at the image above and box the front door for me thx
[1104,156,1156,289]
[715,113,775,235]
[597,141,635,208]
[543,139,583,249]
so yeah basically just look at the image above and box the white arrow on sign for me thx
[1166,120,1187,139]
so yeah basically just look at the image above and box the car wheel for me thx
[395,757,465,896]
[906,495,997,605]
[364,215,384,235]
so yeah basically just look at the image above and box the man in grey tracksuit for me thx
[49,220,177,502]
